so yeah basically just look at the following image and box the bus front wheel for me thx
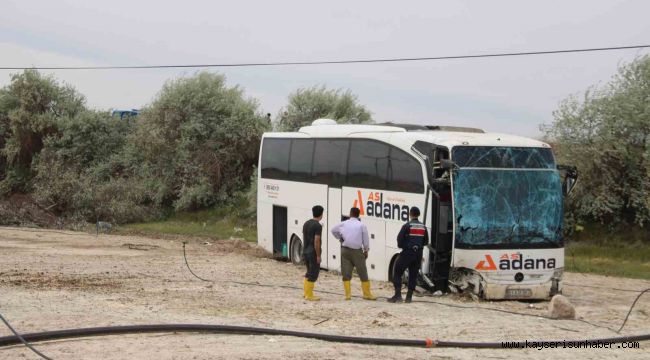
[290,236,304,265]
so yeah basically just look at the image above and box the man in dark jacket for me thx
[388,206,429,303]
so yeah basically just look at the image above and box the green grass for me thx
[117,208,257,242]
[117,213,650,280]
[565,242,650,280]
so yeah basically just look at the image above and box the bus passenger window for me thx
[312,140,349,187]
[347,140,389,190]
[388,148,424,193]
[261,138,291,180]
[289,139,314,181]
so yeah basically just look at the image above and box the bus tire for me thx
[290,236,304,265]
[388,254,408,288]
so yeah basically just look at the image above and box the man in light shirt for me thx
[331,207,377,301]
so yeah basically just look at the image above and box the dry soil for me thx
[0,227,648,359]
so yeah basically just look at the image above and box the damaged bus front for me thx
[422,144,577,300]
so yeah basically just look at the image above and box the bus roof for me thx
[264,120,550,150]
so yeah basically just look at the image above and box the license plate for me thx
[506,288,532,298]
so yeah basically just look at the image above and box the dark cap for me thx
[410,206,420,217]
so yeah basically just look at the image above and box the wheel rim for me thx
[390,256,409,288]
[291,238,303,264]
[403,269,409,287]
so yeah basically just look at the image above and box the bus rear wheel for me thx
[290,236,304,265]
[389,254,409,289]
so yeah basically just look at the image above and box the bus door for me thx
[430,186,454,291]
[326,188,342,270]
[272,205,287,256]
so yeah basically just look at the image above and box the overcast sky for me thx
[1,0,649,137]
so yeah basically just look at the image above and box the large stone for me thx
[548,294,576,319]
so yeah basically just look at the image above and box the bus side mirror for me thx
[440,159,456,170]
[557,164,578,196]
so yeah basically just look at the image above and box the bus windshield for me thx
[452,146,555,169]
[451,147,563,248]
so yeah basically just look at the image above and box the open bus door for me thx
[413,141,454,292]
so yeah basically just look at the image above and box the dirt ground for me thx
[0,227,648,359]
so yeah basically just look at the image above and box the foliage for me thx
[31,111,154,223]
[128,72,270,212]
[276,86,372,131]
[243,168,258,219]
[209,166,261,221]
[1,70,269,225]
[0,70,85,194]
[545,55,650,227]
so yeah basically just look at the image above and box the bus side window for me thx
[288,139,314,182]
[261,138,291,180]
[387,147,424,193]
[312,140,349,187]
[347,140,389,190]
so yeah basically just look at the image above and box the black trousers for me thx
[304,252,320,282]
[393,249,422,291]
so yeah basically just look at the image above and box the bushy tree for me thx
[128,71,270,211]
[544,55,650,227]
[1,70,269,224]
[276,86,372,131]
[31,111,146,222]
[0,70,85,194]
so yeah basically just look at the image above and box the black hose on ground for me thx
[0,312,52,359]
[181,243,644,333]
[181,242,212,282]
[1,245,647,356]
[617,288,650,333]
[1,323,650,350]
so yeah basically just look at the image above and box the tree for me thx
[0,70,85,194]
[127,71,270,211]
[31,111,141,222]
[0,70,269,224]
[276,86,372,131]
[544,55,650,227]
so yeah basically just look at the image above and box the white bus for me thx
[256,119,577,300]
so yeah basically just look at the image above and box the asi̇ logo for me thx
[475,253,556,271]
[475,254,497,270]
[352,190,410,221]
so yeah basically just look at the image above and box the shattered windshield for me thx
[451,147,563,248]
[452,146,555,169]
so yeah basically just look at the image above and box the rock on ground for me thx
[548,294,576,319]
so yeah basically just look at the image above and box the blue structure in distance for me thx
[111,109,140,120]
